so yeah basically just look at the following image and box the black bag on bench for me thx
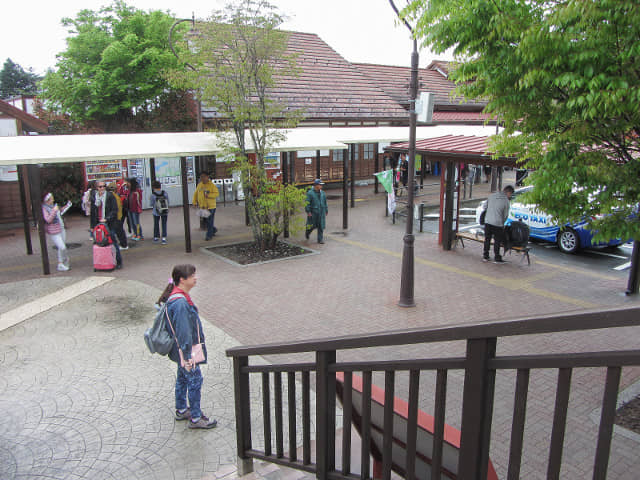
[506,220,530,248]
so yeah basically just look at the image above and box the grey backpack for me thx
[154,192,169,215]
[144,293,183,355]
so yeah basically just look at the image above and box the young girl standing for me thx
[150,180,169,244]
[128,177,144,241]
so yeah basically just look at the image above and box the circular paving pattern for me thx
[0,279,238,480]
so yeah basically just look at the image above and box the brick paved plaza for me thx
[1,179,639,479]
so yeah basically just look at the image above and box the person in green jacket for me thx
[305,179,328,244]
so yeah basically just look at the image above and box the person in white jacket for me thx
[483,185,514,263]
[42,192,71,271]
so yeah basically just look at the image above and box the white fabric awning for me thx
[0,132,224,165]
[0,125,500,166]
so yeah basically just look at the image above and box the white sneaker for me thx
[57,264,69,271]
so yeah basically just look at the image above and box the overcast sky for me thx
[2,0,452,76]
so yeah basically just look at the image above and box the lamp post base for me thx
[398,233,416,307]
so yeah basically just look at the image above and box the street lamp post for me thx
[169,14,202,132]
[389,1,418,308]
[169,15,200,254]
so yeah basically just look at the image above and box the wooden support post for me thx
[342,149,348,230]
[442,162,456,251]
[458,337,497,480]
[316,150,321,180]
[180,157,192,253]
[233,356,253,476]
[316,351,336,480]
[282,152,289,238]
[27,165,50,275]
[374,143,380,194]
[350,144,355,208]
[18,165,33,255]
[149,158,156,184]
[290,151,296,184]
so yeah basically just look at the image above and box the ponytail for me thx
[157,280,174,305]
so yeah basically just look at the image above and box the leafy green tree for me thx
[406,0,640,284]
[39,1,194,132]
[170,0,306,250]
[0,58,40,98]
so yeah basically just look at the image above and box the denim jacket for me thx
[166,296,207,364]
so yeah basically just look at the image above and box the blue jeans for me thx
[153,214,167,238]
[175,364,203,420]
[205,208,217,239]
[128,211,143,238]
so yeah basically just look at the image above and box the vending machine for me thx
[126,158,149,207]
[83,159,126,188]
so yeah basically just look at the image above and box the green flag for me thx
[374,169,394,194]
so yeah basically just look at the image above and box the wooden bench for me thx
[456,229,532,265]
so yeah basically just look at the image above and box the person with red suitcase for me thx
[90,182,122,270]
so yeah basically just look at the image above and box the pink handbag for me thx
[190,342,205,365]
[188,317,205,365]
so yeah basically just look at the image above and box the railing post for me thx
[316,350,336,480]
[233,356,253,476]
[458,337,497,480]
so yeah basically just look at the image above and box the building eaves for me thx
[0,99,48,134]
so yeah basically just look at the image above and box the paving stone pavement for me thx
[1,178,640,479]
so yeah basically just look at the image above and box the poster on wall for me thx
[128,158,145,190]
[155,157,182,186]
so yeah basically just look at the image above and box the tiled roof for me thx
[412,135,491,155]
[202,31,408,122]
[352,62,486,109]
[200,31,487,125]
[389,134,516,165]
[277,32,409,120]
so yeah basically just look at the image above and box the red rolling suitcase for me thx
[93,244,117,272]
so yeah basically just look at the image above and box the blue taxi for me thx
[476,186,625,253]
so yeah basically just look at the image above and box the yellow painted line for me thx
[525,271,561,283]
[332,236,598,309]
[524,286,598,307]
[534,259,619,281]
[0,276,114,332]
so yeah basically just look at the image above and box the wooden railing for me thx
[226,306,640,480]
